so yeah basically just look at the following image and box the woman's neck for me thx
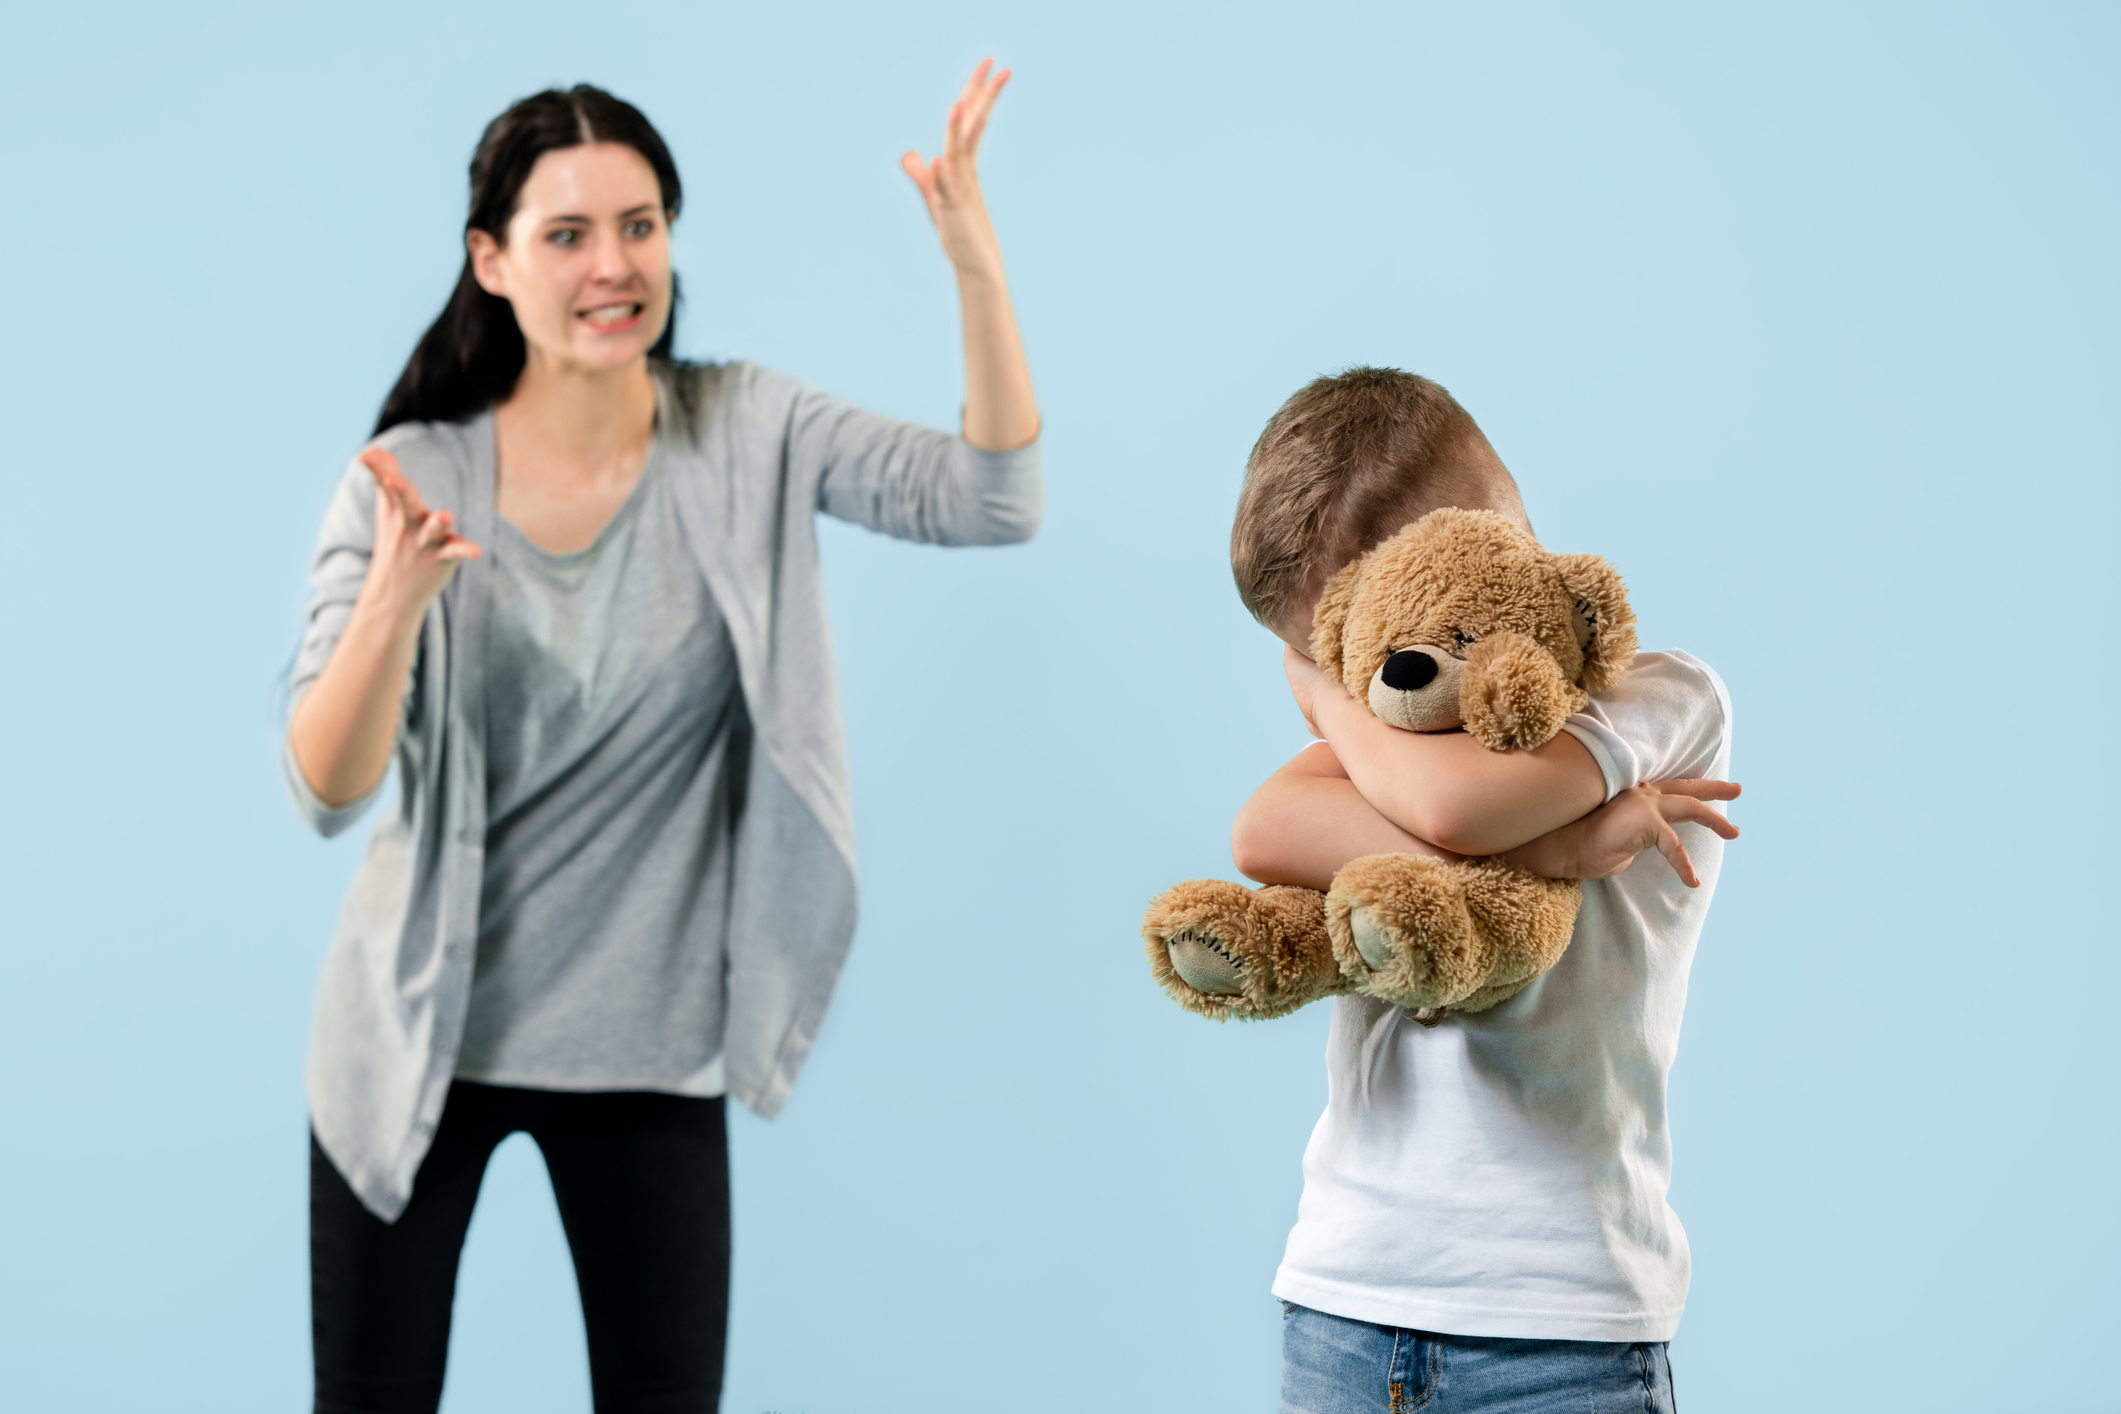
[495,350,658,488]
[490,351,660,554]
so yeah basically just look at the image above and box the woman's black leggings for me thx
[310,1081,730,1414]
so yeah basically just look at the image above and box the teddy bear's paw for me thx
[1326,854,1494,1011]
[1142,880,1343,1021]
[1346,903,1410,973]
[1166,928,1246,996]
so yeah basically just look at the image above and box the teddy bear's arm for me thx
[1231,742,1463,893]
[1293,650,1608,856]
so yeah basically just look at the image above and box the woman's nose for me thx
[589,231,636,283]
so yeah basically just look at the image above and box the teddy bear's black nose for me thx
[1382,649,1440,691]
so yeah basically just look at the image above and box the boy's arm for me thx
[1230,743,1464,892]
[1232,743,1741,891]
[1286,645,1606,856]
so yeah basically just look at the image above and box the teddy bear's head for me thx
[1311,508,1638,752]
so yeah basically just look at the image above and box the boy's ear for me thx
[1309,560,1363,687]
[1550,553,1639,694]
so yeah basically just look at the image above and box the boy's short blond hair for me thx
[1231,367,1524,631]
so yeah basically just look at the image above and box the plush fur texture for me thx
[1143,880,1353,1021]
[1143,508,1637,1022]
[1327,854,1582,1017]
[1313,508,1637,752]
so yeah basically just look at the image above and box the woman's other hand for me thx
[357,448,481,629]
[287,450,483,807]
[900,59,1010,280]
[900,60,1038,451]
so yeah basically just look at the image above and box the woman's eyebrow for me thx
[541,204,657,224]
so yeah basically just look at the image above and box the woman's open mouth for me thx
[577,301,645,334]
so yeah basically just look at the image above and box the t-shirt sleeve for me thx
[1558,650,1733,802]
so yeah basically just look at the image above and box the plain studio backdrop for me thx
[1,2,2114,1410]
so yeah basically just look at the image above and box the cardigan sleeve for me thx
[740,364,1043,546]
[284,452,394,838]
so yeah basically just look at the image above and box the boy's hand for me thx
[1284,643,1331,738]
[1505,780,1741,887]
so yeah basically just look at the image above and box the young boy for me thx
[1227,368,1737,1413]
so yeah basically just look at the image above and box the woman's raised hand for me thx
[900,59,1011,280]
[357,448,481,629]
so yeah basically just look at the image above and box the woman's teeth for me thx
[581,303,639,322]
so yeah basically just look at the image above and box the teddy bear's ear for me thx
[1462,632,1587,751]
[1550,553,1639,694]
[1309,559,1363,687]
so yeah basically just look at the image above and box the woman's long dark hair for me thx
[374,85,684,436]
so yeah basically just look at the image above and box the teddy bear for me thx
[1141,507,1639,1024]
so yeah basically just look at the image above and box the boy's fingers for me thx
[1653,824,1701,888]
[1661,796,1739,840]
[1656,779,1741,801]
[439,537,482,562]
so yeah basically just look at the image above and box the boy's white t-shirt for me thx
[1271,649,1732,1343]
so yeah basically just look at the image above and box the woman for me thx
[286,68,1039,1412]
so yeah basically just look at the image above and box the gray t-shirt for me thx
[455,443,742,1096]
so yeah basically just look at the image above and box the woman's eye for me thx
[624,219,653,237]
[548,228,579,246]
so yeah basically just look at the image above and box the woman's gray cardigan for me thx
[286,361,1042,1221]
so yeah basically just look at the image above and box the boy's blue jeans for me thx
[1280,1303,1677,1413]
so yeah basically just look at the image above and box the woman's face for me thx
[469,142,673,374]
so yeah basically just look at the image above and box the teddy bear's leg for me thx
[1325,855,1582,1014]
[1142,880,1348,1021]
[1447,859,1583,1012]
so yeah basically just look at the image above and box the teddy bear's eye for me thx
[1452,630,1477,653]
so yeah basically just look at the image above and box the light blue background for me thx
[1,2,2114,1410]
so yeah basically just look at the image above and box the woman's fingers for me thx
[357,446,401,484]
[360,448,411,507]
[359,447,478,558]
[961,66,1008,154]
[946,60,1004,161]
[361,449,437,526]
[360,448,412,524]
[954,58,992,118]
[920,61,1007,211]
[899,150,939,211]
[416,509,456,549]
